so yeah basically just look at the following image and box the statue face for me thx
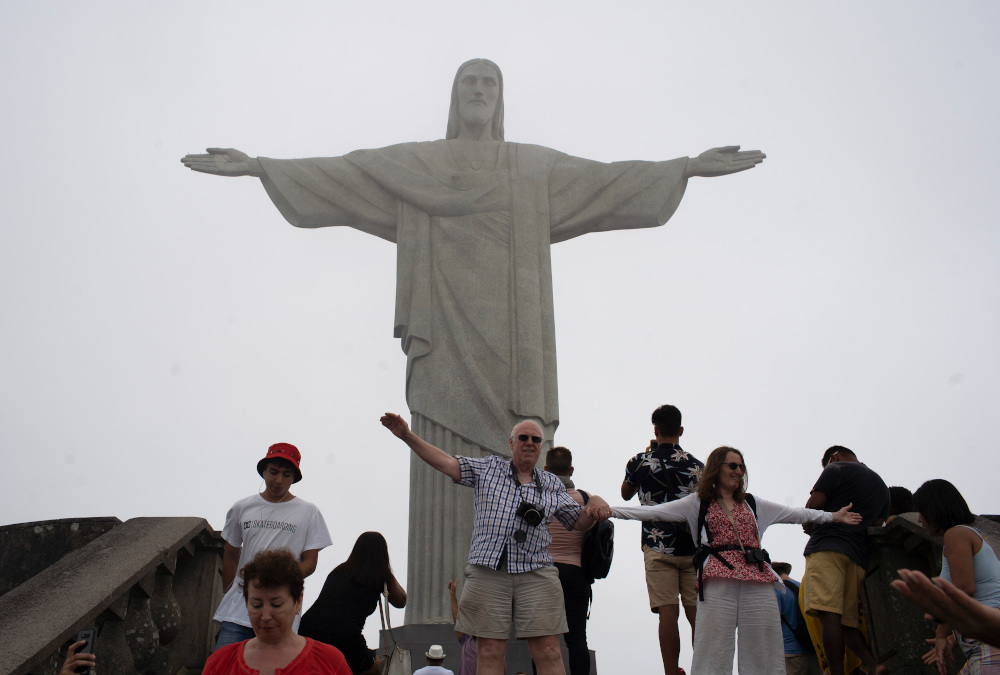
[456,62,500,132]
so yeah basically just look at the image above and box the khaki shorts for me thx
[801,550,865,627]
[643,546,697,610]
[455,562,568,639]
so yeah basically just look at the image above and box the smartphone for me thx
[74,627,96,675]
[650,439,657,450]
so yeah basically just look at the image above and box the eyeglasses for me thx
[516,434,543,444]
[721,462,745,472]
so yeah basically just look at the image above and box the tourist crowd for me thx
[60,404,1000,675]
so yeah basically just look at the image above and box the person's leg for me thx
[678,561,698,648]
[733,581,785,675]
[527,635,566,675]
[215,621,255,650]
[555,563,591,675]
[657,605,681,674]
[514,566,568,674]
[838,562,888,675]
[682,604,697,642]
[817,610,846,675]
[477,637,507,675]
[643,548,687,675]
[690,578,739,674]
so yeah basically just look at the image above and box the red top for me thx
[701,500,775,583]
[203,638,352,675]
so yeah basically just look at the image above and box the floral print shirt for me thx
[623,443,703,556]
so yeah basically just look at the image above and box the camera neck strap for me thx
[715,498,750,554]
[509,460,543,493]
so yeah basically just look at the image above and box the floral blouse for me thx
[701,500,776,584]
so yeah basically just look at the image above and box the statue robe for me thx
[257,140,688,623]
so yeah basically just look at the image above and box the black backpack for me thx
[578,490,614,582]
[780,579,815,653]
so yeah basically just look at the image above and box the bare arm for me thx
[381,412,461,481]
[222,542,241,591]
[299,549,320,579]
[621,480,637,501]
[448,580,465,640]
[684,146,766,178]
[181,148,264,177]
[942,526,979,596]
[575,494,611,530]
[387,574,407,608]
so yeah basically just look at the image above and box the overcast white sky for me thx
[2,2,998,672]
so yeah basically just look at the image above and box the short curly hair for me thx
[240,549,304,602]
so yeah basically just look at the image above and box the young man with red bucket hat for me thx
[213,442,333,649]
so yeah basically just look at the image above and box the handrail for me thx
[0,517,224,675]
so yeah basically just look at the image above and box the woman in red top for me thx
[204,549,351,675]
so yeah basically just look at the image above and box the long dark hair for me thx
[336,531,394,592]
[913,479,974,536]
[445,58,505,141]
[697,446,748,502]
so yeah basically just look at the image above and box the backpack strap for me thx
[578,490,590,505]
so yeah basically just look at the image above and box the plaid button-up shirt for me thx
[456,454,582,572]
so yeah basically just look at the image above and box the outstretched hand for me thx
[893,568,1000,647]
[180,148,262,177]
[686,145,766,178]
[831,502,863,525]
[380,412,410,440]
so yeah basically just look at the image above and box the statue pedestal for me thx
[379,623,598,673]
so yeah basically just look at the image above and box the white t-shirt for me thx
[412,667,454,675]
[213,493,333,628]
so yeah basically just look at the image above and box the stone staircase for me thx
[0,517,224,675]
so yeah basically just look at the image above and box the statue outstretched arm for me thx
[685,145,766,178]
[181,148,264,177]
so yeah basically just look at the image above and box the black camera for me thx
[516,501,544,527]
[744,548,770,565]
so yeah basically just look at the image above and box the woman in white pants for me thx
[611,446,861,674]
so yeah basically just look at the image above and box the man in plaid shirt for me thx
[621,404,704,675]
[381,412,610,675]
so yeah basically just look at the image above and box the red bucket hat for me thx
[257,442,303,483]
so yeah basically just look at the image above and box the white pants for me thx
[691,578,786,675]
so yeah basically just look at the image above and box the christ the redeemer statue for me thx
[182,58,765,625]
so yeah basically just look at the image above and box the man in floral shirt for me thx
[621,404,704,675]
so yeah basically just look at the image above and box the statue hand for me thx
[687,145,766,178]
[180,147,262,177]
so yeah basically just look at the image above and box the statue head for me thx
[447,58,505,141]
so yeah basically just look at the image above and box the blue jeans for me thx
[216,621,256,650]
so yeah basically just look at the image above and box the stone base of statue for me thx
[379,624,597,674]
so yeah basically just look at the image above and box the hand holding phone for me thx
[59,628,96,675]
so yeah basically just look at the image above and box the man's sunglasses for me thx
[721,462,746,472]
[516,434,543,443]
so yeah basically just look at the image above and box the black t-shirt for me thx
[803,461,889,569]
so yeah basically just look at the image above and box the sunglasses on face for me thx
[722,462,746,472]
[516,434,543,443]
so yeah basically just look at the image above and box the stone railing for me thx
[863,514,1000,674]
[0,517,224,675]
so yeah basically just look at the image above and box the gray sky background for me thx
[2,2,998,672]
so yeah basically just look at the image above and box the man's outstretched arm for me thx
[181,148,264,177]
[381,412,462,481]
